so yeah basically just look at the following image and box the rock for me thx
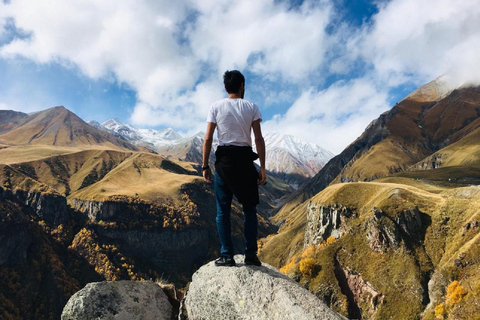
[304,202,353,248]
[181,255,347,320]
[61,280,173,320]
[12,189,69,225]
[395,207,423,240]
[366,209,400,253]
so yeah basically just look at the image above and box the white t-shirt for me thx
[207,98,262,147]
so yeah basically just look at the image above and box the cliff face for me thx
[0,186,102,320]
[304,203,354,248]
[0,188,33,266]
[12,189,69,226]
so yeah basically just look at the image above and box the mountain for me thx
[261,132,334,188]
[0,106,139,151]
[156,132,207,164]
[98,118,333,188]
[101,118,182,150]
[0,105,278,319]
[259,80,480,320]
[274,78,480,217]
[0,110,29,134]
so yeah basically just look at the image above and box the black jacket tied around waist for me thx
[215,145,259,205]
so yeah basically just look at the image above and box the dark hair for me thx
[223,70,245,94]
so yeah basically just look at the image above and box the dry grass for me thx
[0,145,201,203]
[0,145,84,164]
[260,174,480,319]
[69,152,200,202]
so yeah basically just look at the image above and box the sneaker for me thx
[214,256,236,267]
[244,254,262,266]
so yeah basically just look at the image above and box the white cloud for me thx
[1,0,196,105]
[189,0,332,81]
[358,0,480,88]
[1,0,333,131]
[263,78,390,154]
[1,0,480,154]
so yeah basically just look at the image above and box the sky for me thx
[1,0,480,154]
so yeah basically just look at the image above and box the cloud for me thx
[1,0,333,128]
[188,0,332,81]
[1,0,480,154]
[1,0,196,105]
[357,0,480,88]
[263,78,390,154]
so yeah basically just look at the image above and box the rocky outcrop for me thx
[365,206,425,253]
[181,255,347,320]
[61,280,172,320]
[334,255,384,320]
[0,189,33,266]
[410,153,446,170]
[395,206,424,240]
[69,198,150,221]
[366,208,401,253]
[4,188,69,225]
[304,203,353,248]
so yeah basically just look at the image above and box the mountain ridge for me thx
[0,106,140,151]
[258,80,480,320]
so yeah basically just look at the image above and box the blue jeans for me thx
[214,171,258,258]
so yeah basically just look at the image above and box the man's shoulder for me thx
[211,98,228,107]
[210,98,258,110]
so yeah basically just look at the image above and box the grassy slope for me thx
[260,122,480,319]
[260,177,480,319]
[70,152,199,202]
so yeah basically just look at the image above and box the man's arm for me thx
[202,122,216,183]
[252,119,266,185]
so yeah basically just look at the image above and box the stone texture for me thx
[61,280,172,320]
[182,255,347,320]
[304,202,353,248]
[12,189,69,225]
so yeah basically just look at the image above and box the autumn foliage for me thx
[280,236,335,277]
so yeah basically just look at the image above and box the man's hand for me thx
[203,167,213,183]
[258,167,267,185]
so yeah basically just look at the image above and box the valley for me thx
[259,79,480,320]
[1,78,480,320]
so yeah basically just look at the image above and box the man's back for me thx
[207,98,262,147]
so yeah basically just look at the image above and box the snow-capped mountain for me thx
[100,118,182,149]
[92,118,333,188]
[156,132,211,164]
[259,132,334,188]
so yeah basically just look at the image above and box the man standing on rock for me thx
[202,70,267,267]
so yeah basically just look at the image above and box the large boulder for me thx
[61,280,172,320]
[182,255,347,320]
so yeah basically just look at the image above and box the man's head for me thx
[224,70,245,95]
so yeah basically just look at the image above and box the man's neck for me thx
[228,93,242,99]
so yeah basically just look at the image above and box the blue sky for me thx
[1,0,480,153]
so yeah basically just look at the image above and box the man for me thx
[202,70,266,267]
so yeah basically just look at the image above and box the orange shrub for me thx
[299,258,318,278]
[446,280,467,306]
[434,303,446,319]
[301,246,317,258]
[326,236,336,245]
